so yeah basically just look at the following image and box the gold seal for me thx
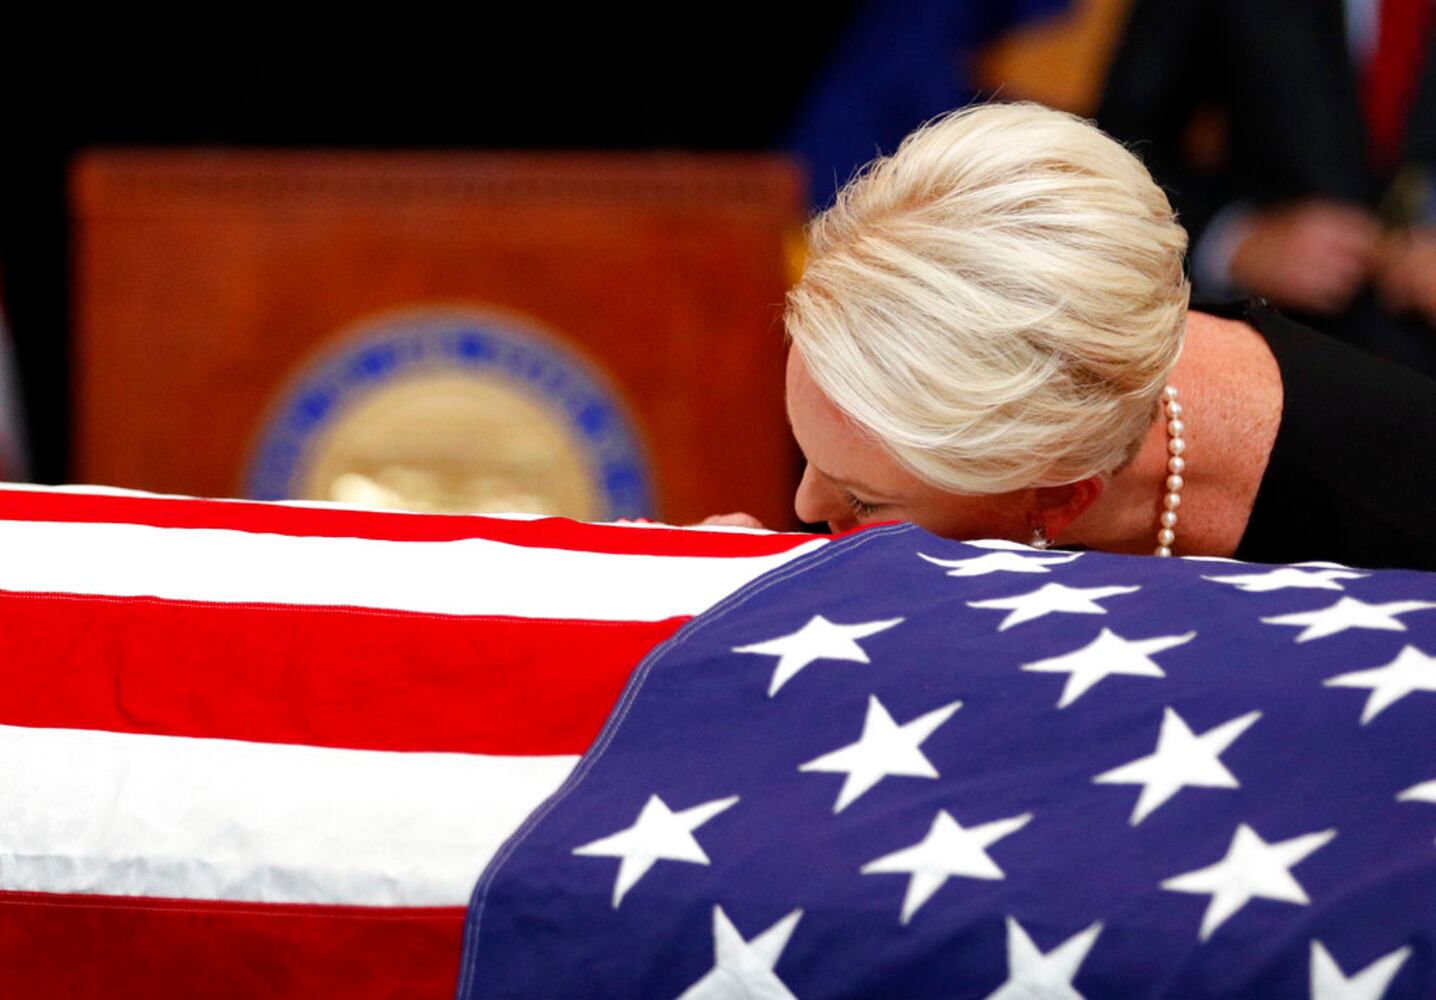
[248,305,653,518]
[299,369,601,518]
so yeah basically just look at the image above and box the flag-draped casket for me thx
[2,486,1434,997]
[0,486,824,997]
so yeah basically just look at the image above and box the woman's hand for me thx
[697,512,768,530]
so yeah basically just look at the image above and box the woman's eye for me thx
[845,493,880,516]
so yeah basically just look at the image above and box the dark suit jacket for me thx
[1097,0,1436,375]
[1098,0,1436,244]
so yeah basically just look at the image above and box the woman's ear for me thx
[1029,476,1106,542]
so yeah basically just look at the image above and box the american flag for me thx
[457,524,1436,998]
[0,485,825,999]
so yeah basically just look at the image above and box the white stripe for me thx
[0,482,186,499]
[0,519,824,621]
[0,484,807,535]
[0,724,576,906]
[606,518,800,536]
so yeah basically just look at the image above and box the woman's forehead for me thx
[784,347,913,498]
[785,347,855,447]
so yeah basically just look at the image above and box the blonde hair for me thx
[785,101,1190,494]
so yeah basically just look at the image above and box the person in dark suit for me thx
[1097,0,1436,377]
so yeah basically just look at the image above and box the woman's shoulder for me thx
[1190,299,1436,431]
[1195,298,1436,406]
[1175,305,1284,556]
[1192,299,1436,570]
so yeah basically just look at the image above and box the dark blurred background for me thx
[0,1,1108,487]
[5,0,1429,513]
[2,6,863,483]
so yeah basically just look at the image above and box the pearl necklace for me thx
[1156,385,1186,557]
[1027,385,1188,555]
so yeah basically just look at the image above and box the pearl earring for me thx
[1029,526,1051,550]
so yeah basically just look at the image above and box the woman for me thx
[711,103,1436,571]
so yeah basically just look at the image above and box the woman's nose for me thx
[794,465,851,532]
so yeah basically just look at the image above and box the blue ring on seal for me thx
[246,311,655,519]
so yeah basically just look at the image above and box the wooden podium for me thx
[72,152,806,527]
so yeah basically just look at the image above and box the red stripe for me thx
[0,590,683,755]
[0,489,820,556]
[0,890,463,1000]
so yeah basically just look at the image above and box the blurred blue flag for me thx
[786,0,1072,209]
[458,523,1436,997]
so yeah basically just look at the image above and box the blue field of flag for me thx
[458,524,1436,998]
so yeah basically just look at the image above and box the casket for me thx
[1,486,1432,998]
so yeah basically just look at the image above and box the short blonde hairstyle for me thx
[785,101,1190,494]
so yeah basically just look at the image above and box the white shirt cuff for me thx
[1191,202,1257,297]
